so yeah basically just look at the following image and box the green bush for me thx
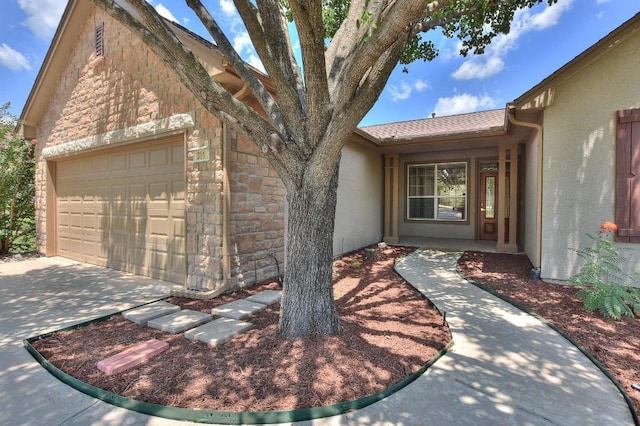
[0,102,36,255]
[570,224,640,320]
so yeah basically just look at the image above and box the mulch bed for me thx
[457,251,640,417]
[31,246,451,412]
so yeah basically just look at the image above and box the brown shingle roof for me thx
[360,108,506,141]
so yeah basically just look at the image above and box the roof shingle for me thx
[361,109,506,141]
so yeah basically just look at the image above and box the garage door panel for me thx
[56,136,186,284]
[150,147,168,166]
[129,151,146,169]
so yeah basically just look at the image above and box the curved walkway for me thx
[0,252,635,425]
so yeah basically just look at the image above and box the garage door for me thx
[56,135,186,284]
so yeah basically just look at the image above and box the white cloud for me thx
[413,79,429,92]
[529,0,574,30]
[233,31,253,53]
[247,54,266,73]
[388,82,412,101]
[155,3,177,22]
[388,79,430,102]
[17,0,66,39]
[0,44,31,71]
[452,0,574,80]
[434,93,498,116]
[452,57,504,80]
[220,0,237,16]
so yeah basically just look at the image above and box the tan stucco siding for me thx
[397,147,496,239]
[540,27,640,284]
[334,141,383,256]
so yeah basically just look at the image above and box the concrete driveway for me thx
[0,256,186,426]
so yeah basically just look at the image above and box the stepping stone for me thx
[246,290,282,306]
[147,309,212,334]
[122,301,181,325]
[97,338,169,375]
[184,317,254,347]
[212,299,268,320]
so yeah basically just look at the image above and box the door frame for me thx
[479,170,499,240]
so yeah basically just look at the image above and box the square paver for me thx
[147,309,212,334]
[184,317,253,347]
[246,290,282,306]
[122,300,181,325]
[212,299,268,320]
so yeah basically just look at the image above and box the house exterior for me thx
[20,0,639,291]
[511,12,640,283]
[19,0,381,296]
[365,11,640,285]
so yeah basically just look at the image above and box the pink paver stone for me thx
[97,338,169,375]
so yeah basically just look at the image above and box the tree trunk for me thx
[279,167,341,339]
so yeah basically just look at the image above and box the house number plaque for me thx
[190,147,210,163]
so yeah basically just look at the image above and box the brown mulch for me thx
[31,246,452,412]
[456,251,640,417]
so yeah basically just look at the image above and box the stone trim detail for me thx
[42,112,195,159]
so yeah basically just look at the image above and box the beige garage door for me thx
[56,135,186,284]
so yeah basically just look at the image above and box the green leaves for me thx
[0,103,36,255]
[570,233,640,320]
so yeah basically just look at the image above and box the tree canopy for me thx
[0,103,36,255]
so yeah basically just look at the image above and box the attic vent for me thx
[95,22,105,57]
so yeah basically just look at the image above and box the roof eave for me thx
[379,127,506,146]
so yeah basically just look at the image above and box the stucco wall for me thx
[540,27,640,284]
[33,6,284,290]
[397,147,497,239]
[333,140,383,255]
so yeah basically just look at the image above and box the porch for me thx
[395,237,515,253]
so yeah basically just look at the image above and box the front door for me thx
[479,172,498,240]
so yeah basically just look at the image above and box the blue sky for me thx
[0,0,638,126]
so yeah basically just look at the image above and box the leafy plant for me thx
[364,247,380,261]
[0,103,36,255]
[570,223,640,320]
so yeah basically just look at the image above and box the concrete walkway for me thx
[0,252,635,425]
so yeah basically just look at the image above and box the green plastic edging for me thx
[24,308,454,425]
[456,270,640,426]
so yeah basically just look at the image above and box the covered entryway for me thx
[55,135,186,283]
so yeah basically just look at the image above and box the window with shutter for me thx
[615,108,640,243]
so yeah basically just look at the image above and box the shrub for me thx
[0,103,36,255]
[570,222,640,320]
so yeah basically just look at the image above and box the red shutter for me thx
[616,108,640,243]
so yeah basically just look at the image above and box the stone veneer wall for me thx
[228,131,286,288]
[33,6,284,291]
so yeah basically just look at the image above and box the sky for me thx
[0,0,638,127]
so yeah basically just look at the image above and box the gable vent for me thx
[95,22,105,57]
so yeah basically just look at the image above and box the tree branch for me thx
[185,0,286,137]
[237,0,309,154]
[287,0,331,145]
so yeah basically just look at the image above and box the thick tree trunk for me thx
[279,168,341,339]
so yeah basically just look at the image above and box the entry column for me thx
[383,154,399,244]
[497,144,518,252]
